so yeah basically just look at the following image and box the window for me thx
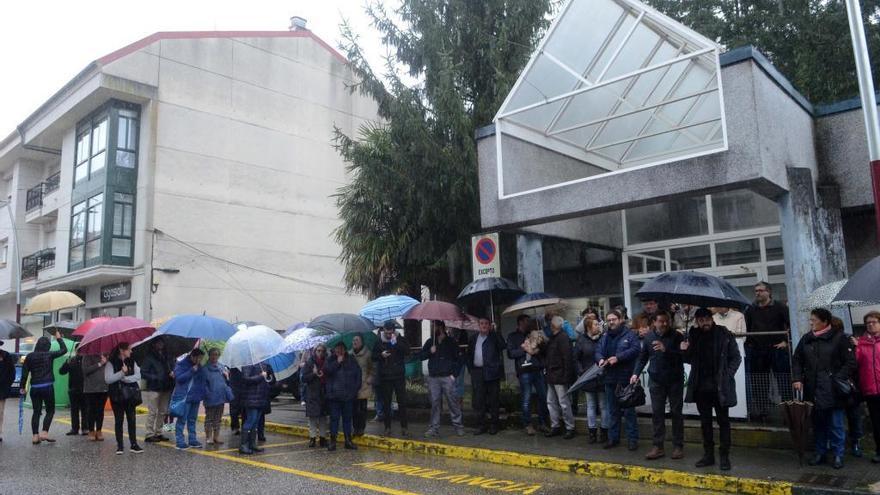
[626,195,709,245]
[90,119,107,173]
[669,244,711,270]
[116,109,138,168]
[73,115,108,183]
[0,242,7,267]
[112,193,134,258]
[85,194,103,261]
[70,201,86,266]
[75,131,89,183]
[716,238,761,266]
[711,189,779,233]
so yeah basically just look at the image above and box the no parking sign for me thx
[471,233,500,280]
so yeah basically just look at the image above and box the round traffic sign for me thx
[475,237,497,265]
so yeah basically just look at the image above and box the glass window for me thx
[716,238,761,266]
[669,244,711,270]
[116,111,138,169]
[90,119,107,174]
[626,195,709,245]
[768,265,785,276]
[69,201,86,266]
[76,132,90,165]
[765,235,783,261]
[112,193,134,258]
[711,189,779,233]
[85,194,103,261]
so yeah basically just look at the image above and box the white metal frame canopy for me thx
[494,0,728,199]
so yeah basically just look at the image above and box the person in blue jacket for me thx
[596,309,640,450]
[323,341,362,451]
[203,348,230,446]
[238,363,274,455]
[172,348,207,450]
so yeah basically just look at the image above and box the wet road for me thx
[0,402,725,495]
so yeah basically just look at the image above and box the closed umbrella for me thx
[457,277,525,323]
[78,317,155,355]
[155,314,237,341]
[780,390,813,465]
[833,256,880,305]
[23,291,84,314]
[0,319,31,340]
[282,327,338,353]
[72,317,112,337]
[359,295,420,325]
[567,364,605,396]
[635,271,751,310]
[309,313,374,334]
[219,323,284,369]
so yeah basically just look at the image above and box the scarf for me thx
[314,354,326,385]
[812,325,832,338]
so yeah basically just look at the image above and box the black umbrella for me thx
[457,277,524,322]
[309,313,374,334]
[833,255,880,305]
[780,390,813,466]
[635,271,751,311]
[0,319,31,340]
[567,364,604,396]
[43,320,79,338]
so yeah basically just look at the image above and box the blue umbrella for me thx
[264,350,298,381]
[359,295,419,325]
[283,322,308,337]
[635,271,751,311]
[155,314,237,340]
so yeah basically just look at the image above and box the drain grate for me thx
[797,473,848,488]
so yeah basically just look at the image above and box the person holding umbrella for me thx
[0,341,15,443]
[595,310,639,450]
[412,321,465,438]
[681,308,741,471]
[574,318,606,444]
[19,330,67,444]
[59,345,86,436]
[238,362,274,455]
[141,338,175,443]
[203,348,230,446]
[792,308,856,469]
[323,341,362,450]
[349,334,373,436]
[81,352,109,441]
[303,344,329,447]
[171,348,207,450]
[467,316,506,435]
[507,314,549,436]
[105,342,143,454]
[631,311,685,461]
[372,320,411,437]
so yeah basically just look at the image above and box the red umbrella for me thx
[78,317,155,355]
[403,301,468,321]
[72,316,112,337]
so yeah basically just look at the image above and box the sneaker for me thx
[424,429,439,438]
[130,444,144,454]
[525,425,536,436]
[116,448,124,455]
[455,427,466,437]
[645,446,665,460]
[627,440,639,451]
[144,436,160,443]
[65,430,79,436]
[671,447,684,460]
[188,441,203,448]
[563,430,576,440]
[176,444,189,451]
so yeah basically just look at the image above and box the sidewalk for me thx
[244,398,878,495]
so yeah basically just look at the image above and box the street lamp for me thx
[844,0,880,245]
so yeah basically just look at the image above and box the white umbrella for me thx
[219,323,283,369]
[799,279,877,311]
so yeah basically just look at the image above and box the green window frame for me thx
[115,108,139,169]
[111,193,134,260]
[69,201,86,266]
[73,115,108,184]
[69,192,103,271]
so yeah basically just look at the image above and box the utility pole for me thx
[844,0,880,245]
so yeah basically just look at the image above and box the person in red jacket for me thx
[855,311,880,463]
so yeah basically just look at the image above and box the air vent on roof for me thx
[289,16,308,31]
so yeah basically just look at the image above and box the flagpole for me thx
[845,0,880,246]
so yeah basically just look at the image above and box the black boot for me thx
[344,434,357,450]
[598,428,608,444]
[308,437,316,448]
[239,430,254,455]
[588,428,597,444]
[319,436,328,447]
[719,452,731,471]
[328,436,337,452]
[250,430,264,453]
[695,450,715,468]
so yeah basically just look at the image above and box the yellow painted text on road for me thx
[354,461,542,494]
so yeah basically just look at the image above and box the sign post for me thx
[471,233,500,280]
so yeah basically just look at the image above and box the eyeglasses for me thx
[867,320,880,326]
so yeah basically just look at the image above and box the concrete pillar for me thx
[778,168,849,347]
[516,233,544,293]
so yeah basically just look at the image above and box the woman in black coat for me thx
[20,331,67,444]
[237,363,274,455]
[323,342,362,451]
[793,308,856,469]
[303,344,329,448]
[59,348,86,436]
[0,341,16,443]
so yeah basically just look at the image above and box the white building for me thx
[0,21,377,334]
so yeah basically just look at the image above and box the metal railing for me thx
[24,172,62,212]
[44,171,60,193]
[21,248,55,281]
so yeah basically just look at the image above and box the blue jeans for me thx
[585,390,607,429]
[329,399,353,439]
[243,408,262,431]
[518,371,548,427]
[373,383,385,418]
[604,384,637,443]
[455,363,466,398]
[175,401,200,447]
[814,408,846,457]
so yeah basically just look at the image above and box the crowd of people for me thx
[0,280,877,473]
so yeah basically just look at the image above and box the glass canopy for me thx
[495,0,727,197]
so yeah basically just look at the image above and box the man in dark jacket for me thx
[468,317,506,435]
[413,321,464,438]
[372,320,410,436]
[0,341,15,442]
[744,281,792,418]
[140,338,175,442]
[59,350,86,436]
[596,310,640,450]
[507,314,548,436]
[632,311,684,460]
[544,316,576,439]
[323,341,362,451]
[681,308,742,471]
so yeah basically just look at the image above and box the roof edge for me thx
[720,46,815,115]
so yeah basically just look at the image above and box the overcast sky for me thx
[0,0,391,135]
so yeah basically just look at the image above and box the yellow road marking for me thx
[214,440,307,453]
[57,419,421,495]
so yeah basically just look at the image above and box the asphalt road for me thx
[0,402,725,495]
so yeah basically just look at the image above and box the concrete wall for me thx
[815,107,878,209]
[103,35,379,327]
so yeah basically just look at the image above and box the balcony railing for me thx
[21,248,55,281]
[25,172,62,212]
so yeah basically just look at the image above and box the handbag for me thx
[122,382,142,406]
[615,382,646,408]
[169,379,194,418]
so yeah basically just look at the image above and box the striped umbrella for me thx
[359,295,419,325]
